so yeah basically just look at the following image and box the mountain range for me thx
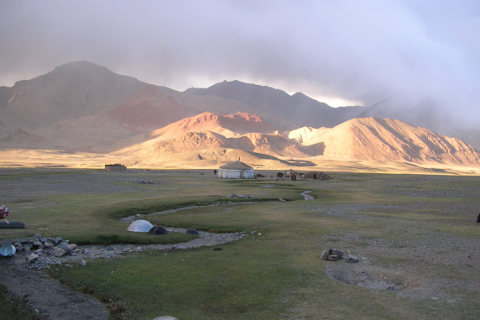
[1,60,479,170]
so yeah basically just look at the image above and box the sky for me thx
[0,0,479,117]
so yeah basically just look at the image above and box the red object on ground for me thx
[0,206,8,219]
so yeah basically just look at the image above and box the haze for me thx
[0,0,479,123]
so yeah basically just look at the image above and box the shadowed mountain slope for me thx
[185,80,366,129]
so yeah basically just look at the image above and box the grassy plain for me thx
[1,169,479,319]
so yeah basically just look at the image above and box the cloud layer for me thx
[1,0,479,122]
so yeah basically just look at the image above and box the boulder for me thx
[27,253,39,264]
[186,228,199,236]
[320,250,329,260]
[329,249,344,259]
[57,242,70,251]
[346,254,359,263]
[327,255,338,261]
[128,220,154,232]
[149,226,168,235]
[477,213,480,223]
[51,247,66,257]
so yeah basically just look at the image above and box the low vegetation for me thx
[1,169,479,319]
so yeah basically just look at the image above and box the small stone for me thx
[32,241,43,249]
[67,244,78,250]
[80,260,87,266]
[26,253,39,264]
[47,237,58,245]
[153,317,179,320]
[320,250,329,260]
[44,241,54,248]
[346,254,359,263]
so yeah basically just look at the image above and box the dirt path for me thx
[0,253,110,320]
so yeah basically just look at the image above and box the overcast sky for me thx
[0,0,479,115]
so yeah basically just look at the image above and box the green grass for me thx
[1,170,480,319]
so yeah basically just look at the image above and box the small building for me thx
[218,161,254,179]
[105,163,127,172]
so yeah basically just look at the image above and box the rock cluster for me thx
[227,193,253,199]
[8,234,79,265]
[321,248,359,263]
[5,229,246,270]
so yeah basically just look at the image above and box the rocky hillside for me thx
[288,118,480,165]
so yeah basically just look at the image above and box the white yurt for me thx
[218,161,255,179]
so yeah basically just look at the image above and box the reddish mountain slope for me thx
[149,111,275,140]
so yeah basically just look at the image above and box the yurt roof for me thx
[219,161,253,170]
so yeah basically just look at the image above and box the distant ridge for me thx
[185,80,366,128]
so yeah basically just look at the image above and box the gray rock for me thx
[320,250,329,260]
[57,242,70,251]
[27,253,39,264]
[327,255,338,261]
[44,241,54,248]
[153,317,179,320]
[346,254,359,263]
[51,247,66,257]
[329,248,344,259]
[149,226,168,235]
[186,229,199,236]
[32,241,43,249]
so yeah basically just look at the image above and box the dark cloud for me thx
[0,0,478,124]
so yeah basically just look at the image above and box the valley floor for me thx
[0,169,479,319]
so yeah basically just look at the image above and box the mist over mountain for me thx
[359,97,480,150]
[0,61,479,170]
[185,80,365,129]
